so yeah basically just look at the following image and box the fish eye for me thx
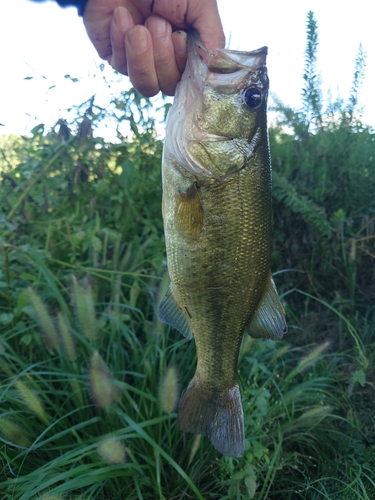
[242,87,262,109]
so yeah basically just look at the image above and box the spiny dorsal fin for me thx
[158,286,193,340]
[246,276,287,340]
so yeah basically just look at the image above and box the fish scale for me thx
[159,32,287,457]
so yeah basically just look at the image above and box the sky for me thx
[1,0,374,140]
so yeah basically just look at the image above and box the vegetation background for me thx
[1,12,374,500]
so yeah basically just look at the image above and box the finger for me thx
[83,0,145,61]
[83,0,124,60]
[110,6,134,75]
[138,0,187,26]
[171,30,188,75]
[186,0,225,50]
[146,16,181,96]
[84,14,112,60]
[125,26,159,97]
[141,0,225,51]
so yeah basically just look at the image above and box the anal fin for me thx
[158,286,193,340]
[246,276,287,340]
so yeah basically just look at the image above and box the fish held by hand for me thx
[159,31,287,458]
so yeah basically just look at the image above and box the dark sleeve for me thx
[30,0,89,16]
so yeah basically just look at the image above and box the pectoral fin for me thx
[246,276,287,340]
[158,286,193,340]
[175,183,203,240]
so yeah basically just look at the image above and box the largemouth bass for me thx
[159,32,287,458]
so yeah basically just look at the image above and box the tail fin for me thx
[177,376,244,457]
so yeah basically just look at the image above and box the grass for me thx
[1,251,374,499]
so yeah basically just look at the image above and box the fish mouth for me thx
[200,134,230,141]
[197,128,262,180]
[189,121,259,143]
[190,128,233,142]
[189,29,267,74]
[184,30,268,97]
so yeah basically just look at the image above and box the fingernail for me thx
[127,27,148,53]
[173,30,188,56]
[113,6,132,32]
[149,17,168,37]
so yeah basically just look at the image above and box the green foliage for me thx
[1,11,375,499]
[347,43,366,116]
[272,170,332,237]
[302,11,322,129]
[271,13,375,316]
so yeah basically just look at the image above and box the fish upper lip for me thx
[190,30,268,73]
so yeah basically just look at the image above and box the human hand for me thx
[83,0,225,96]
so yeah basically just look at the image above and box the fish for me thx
[158,31,287,458]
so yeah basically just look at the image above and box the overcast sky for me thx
[1,0,374,139]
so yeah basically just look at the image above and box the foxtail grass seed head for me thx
[159,366,179,414]
[15,380,49,425]
[57,312,76,361]
[292,341,330,378]
[188,434,202,466]
[97,437,126,464]
[0,417,30,447]
[27,288,59,351]
[73,277,98,340]
[89,351,117,409]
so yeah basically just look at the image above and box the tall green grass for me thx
[1,249,374,498]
